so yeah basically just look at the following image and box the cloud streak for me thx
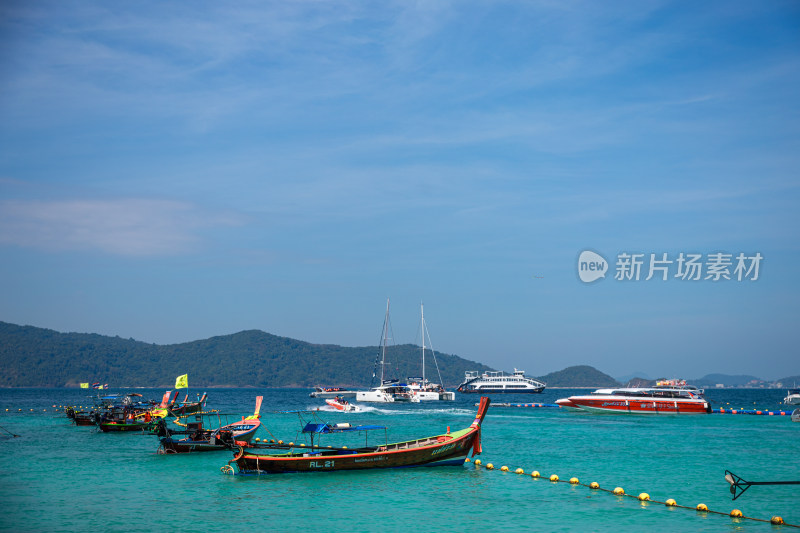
[0,198,239,256]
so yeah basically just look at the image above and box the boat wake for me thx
[308,405,475,417]
[369,407,475,417]
[308,404,376,413]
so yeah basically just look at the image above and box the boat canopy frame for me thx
[257,410,389,450]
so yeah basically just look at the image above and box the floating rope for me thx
[0,424,20,438]
[472,458,798,528]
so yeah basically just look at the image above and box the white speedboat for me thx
[325,397,361,412]
[783,388,800,405]
[457,369,545,394]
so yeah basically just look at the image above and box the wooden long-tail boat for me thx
[222,396,490,474]
[157,397,262,453]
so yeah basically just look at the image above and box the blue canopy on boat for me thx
[302,423,386,434]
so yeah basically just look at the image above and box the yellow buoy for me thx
[289,442,294,446]
[474,459,482,466]
[589,482,600,489]
[464,458,471,463]
[665,499,677,506]
[500,465,509,472]
[696,503,708,512]
[569,477,579,484]
[549,474,559,482]
[613,487,624,495]
[638,493,650,501]
[278,440,283,444]
[771,516,785,525]
[486,463,494,470]
[255,438,260,441]
[730,509,743,518]
[515,468,524,475]
[300,443,305,447]
[531,471,540,478]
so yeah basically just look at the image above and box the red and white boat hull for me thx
[325,399,359,412]
[557,394,710,414]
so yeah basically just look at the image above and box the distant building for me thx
[716,383,724,388]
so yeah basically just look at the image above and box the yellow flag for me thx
[175,374,188,389]
[80,383,89,389]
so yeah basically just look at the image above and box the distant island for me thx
[0,322,796,389]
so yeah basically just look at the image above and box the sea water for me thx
[0,387,797,532]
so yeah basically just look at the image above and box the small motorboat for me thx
[309,387,357,399]
[325,397,360,412]
[783,388,800,405]
[792,408,799,423]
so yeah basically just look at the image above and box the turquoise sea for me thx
[1,387,798,532]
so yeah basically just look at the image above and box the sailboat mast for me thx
[421,302,425,385]
[381,298,390,383]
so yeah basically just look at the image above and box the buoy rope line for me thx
[467,458,797,528]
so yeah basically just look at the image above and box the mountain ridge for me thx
[1,322,794,388]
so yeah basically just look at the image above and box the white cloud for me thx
[0,198,239,256]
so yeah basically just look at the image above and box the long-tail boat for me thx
[65,407,98,426]
[222,396,490,474]
[157,397,262,453]
[168,392,208,417]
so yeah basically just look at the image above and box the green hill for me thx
[537,365,620,387]
[0,322,494,388]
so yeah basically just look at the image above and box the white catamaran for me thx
[406,303,454,401]
[357,299,418,403]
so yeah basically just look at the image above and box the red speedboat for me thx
[556,382,710,414]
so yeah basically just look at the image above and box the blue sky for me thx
[1,1,798,381]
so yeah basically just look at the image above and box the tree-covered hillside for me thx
[536,365,620,387]
[0,322,494,388]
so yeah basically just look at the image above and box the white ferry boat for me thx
[457,369,545,394]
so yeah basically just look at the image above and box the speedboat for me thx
[325,397,361,412]
[457,369,546,394]
[783,388,800,405]
[309,387,357,399]
[556,382,710,414]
